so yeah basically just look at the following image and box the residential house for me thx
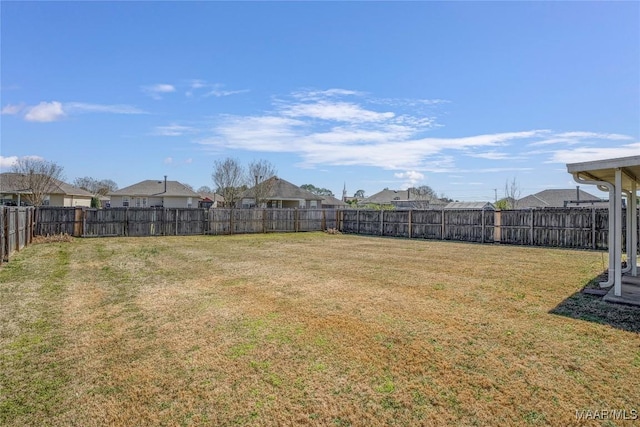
[517,188,606,209]
[0,173,93,206]
[109,177,200,208]
[198,192,225,209]
[320,195,348,209]
[238,177,323,208]
[359,188,446,209]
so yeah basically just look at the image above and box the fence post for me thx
[441,209,445,240]
[591,207,596,250]
[175,209,179,235]
[380,210,384,236]
[530,209,535,246]
[321,209,326,231]
[356,210,360,234]
[295,209,299,232]
[338,209,342,232]
[408,210,413,239]
[262,208,266,233]
[481,209,485,244]
[494,210,502,243]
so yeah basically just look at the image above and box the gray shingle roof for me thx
[321,195,348,206]
[241,177,323,200]
[110,180,199,197]
[360,189,445,206]
[0,173,93,197]
[517,189,603,208]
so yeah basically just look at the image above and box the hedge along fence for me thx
[1,207,35,264]
[32,206,640,251]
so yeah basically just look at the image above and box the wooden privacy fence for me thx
[35,207,340,237]
[1,207,35,264]
[32,206,640,251]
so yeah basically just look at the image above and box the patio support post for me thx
[614,168,622,297]
[573,173,614,287]
[631,180,638,276]
[622,190,633,274]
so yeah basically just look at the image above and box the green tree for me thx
[301,184,334,197]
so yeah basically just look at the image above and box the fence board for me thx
[1,207,35,263]
[30,206,640,252]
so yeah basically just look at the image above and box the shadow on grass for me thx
[550,278,640,333]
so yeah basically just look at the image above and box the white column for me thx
[622,190,632,274]
[631,180,638,277]
[614,168,622,297]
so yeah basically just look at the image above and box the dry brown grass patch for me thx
[1,233,638,426]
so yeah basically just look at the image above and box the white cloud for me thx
[0,155,45,170]
[24,101,66,122]
[142,83,176,99]
[554,131,632,140]
[164,157,173,164]
[394,170,425,188]
[0,155,19,168]
[65,102,147,114]
[154,124,196,136]
[204,87,249,97]
[1,104,24,115]
[197,89,636,174]
[282,101,395,123]
[528,131,633,147]
[548,142,640,164]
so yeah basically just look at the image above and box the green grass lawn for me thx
[1,233,639,426]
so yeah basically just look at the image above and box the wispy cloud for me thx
[528,131,633,147]
[154,123,197,136]
[142,83,176,100]
[1,103,25,115]
[196,89,636,174]
[18,101,147,122]
[164,157,173,164]
[183,80,249,98]
[204,87,250,98]
[65,102,147,114]
[548,142,640,164]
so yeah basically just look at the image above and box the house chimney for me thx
[576,185,580,202]
[164,175,167,193]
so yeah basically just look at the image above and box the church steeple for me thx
[342,182,347,202]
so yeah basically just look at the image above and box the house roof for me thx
[199,192,225,202]
[321,195,348,206]
[0,173,93,197]
[360,188,446,206]
[517,189,603,208]
[241,177,323,201]
[110,180,199,197]
[445,201,495,210]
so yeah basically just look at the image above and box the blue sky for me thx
[1,1,638,201]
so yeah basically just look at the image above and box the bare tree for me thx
[73,177,118,196]
[354,189,365,199]
[197,185,212,194]
[247,159,277,208]
[11,158,65,206]
[504,177,521,209]
[212,157,246,207]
